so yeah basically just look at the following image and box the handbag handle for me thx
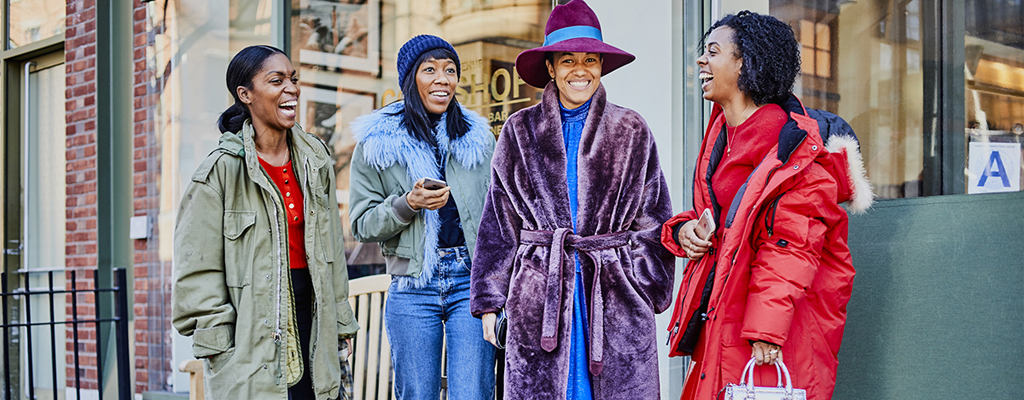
[739,357,794,397]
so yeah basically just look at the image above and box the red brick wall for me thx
[64,0,169,394]
[64,0,101,391]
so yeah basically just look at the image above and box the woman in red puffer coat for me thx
[662,11,873,400]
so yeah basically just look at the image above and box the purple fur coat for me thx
[470,83,675,400]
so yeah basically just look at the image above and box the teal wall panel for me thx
[834,192,1024,399]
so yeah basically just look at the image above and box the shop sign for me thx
[967,142,1021,194]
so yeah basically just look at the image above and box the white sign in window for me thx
[967,142,1021,194]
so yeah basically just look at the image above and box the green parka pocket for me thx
[223,210,256,290]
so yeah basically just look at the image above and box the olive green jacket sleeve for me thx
[171,155,237,358]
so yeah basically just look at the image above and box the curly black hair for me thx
[700,11,801,106]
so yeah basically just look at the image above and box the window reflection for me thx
[9,0,65,49]
[291,0,551,277]
[773,0,925,199]
[964,0,1024,194]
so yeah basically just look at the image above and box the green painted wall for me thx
[834,192,1024,399]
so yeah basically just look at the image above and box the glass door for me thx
[18,53,67,400]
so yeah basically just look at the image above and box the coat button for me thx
[793,165,799,170]
[701,373,705,379]
[811,145,818,151]
[262,364,268,369]
[266,274,271,280]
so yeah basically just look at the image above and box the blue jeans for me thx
[385,246,496,400]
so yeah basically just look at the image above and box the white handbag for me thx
[722,357,807,400]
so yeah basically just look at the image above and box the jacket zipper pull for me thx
[273,331,283,385]
[668,322,680,345]
[702,306,716,321]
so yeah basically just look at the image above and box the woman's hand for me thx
[481,312,497,347]
[751,340,781,365]
[677,220,713,261]
[406,178,451,211]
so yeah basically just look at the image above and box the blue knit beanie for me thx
[397,35,461,88]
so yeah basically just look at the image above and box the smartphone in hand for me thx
[694,208,716,241]
[422,178,448,190]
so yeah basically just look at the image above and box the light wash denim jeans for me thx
[385,246,496,400]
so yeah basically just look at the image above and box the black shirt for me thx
[430,114,467,249]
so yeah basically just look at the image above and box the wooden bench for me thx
[178,359,204,400]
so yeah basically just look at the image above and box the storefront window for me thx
[964,0,1023,194]
[772,0,926,199]
[290,0,550,276]
[149,0,279,391]
[8,0,65,49]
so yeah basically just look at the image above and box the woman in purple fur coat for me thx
[469,2,674,399]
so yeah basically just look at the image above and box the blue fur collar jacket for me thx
[347,101,495,289]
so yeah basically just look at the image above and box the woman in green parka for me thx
[172,45,358,400]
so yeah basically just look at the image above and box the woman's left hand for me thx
[751,340,781,365]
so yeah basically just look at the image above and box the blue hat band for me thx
[543,25,603,46]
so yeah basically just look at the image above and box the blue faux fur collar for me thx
[351,101,491,289]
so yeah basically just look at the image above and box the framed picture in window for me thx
[297,0,381,76]
[299,85,376,242]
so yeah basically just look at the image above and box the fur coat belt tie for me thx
[519,228,632,376]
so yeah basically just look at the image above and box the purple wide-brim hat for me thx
[516,0,635,88]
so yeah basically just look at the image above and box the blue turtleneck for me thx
[560,97,594,400]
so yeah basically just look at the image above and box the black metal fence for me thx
[0,268,130,400]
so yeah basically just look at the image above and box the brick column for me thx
[64,0,101,391]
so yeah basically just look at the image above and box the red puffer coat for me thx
[661,96,872,400]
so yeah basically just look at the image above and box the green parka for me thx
[172,121,358,400]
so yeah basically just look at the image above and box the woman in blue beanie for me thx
[348,35,496,399]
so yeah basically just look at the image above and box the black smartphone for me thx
[422,178,448,190]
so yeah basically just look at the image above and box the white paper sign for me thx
[967,142,1021,194]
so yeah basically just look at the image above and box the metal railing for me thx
[0,268,131,400]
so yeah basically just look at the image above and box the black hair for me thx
[396,47,469,147]
[700,11,800,106]
[218,45,288,133]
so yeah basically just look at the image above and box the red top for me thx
[711,104,787,211]
[258,157,307,270]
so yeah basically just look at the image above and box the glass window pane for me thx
[800,20,814,47]
[817,49,830,78]
[9,0,66,49]
[801,45,815,76]
[772,1,925,199]
[816,22,829,51]
[290,0,551,276]
[964,0,1024,194]
[148,0,278,391]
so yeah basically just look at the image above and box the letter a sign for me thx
[968,142,1021,194]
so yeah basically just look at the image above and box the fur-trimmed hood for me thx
[351,101,492,172]
[784,96,874,214]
